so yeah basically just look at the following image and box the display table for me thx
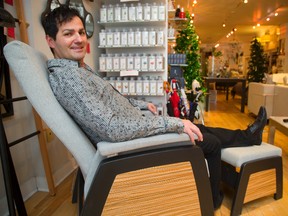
[204,77,246,112]
[268,116,288,144]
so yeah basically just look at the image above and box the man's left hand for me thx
[147,103,157,115]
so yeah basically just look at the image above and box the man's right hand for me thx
[182,119,203,144]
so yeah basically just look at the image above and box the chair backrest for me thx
[4,40,96,178]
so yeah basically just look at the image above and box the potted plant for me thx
[247,38,268,83]
[173,12,202,90]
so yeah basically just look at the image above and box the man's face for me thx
[46,16,87,64]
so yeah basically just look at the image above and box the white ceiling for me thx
[174,0,288,46]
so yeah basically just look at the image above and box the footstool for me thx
[221,142,283,216]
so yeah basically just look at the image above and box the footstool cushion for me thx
[221,142,282,168]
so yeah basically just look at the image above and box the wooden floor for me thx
[24,91,288,216]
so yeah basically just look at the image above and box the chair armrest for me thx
[97,133,195,157]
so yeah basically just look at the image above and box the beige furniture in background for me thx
[268,116,288,144]
[273,85,288,116]
[247,82,275,118]
[248,80,288,118]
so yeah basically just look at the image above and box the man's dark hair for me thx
[41,5,84,40]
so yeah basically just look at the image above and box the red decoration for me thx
[7,27,15,39]
[86,42,90,54]
[170,79,180,117]
[5,0,13,6]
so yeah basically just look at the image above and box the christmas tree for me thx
[247,38,268,83]
[173,12,201,89]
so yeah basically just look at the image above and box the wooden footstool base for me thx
[221,142,283,216]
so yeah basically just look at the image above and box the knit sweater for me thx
[47,59,184,146]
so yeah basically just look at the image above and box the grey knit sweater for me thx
[47,59,184,146]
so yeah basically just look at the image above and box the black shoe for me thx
[213,191,224,210]
[246,106,267,145]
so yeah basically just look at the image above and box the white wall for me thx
[1,1,99,215]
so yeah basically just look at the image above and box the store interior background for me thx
[173,0,288,76]
[1,0,288,215]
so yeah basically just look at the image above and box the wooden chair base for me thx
[222,156,283,216]
[81,145,214,216]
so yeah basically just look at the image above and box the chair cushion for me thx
[221,142,282,168]
[97,133,193,157]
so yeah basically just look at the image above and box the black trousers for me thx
[195,124,254,204]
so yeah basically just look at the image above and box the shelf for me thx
[98,45,165,49]
[97,0,168,109]
[98,20,165,27]
[169,18,187,22]
[167,37,176,41]
[168,18,187,30]
[99,70,165,73]
[169,64,188,67]
[124,93,165,97]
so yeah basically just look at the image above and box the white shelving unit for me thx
[97,0,168,113]
[167,9,187,54]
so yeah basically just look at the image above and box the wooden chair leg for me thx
[230,156,282,216]
[274,157,283,200]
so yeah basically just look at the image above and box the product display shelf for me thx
[98,45,166,49]
[99,69,165,73]
[167,36,176,40]
[98,0,169,114]
[168,18,187,31]
[169,63,188,67]
[98,20,165,26]
[121,91,165,97]
[167,9,187,46]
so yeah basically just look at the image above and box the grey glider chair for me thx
[4,40,214,216]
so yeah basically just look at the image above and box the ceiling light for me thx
[253,26,256,29]
[257,23,260,27]
[243,0,248,3]
[215,44,219,48]
[193,0,197,4]
[266,17,270,21]
[222,23,226,27]
[274,12,278,16]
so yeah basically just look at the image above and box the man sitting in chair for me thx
[41,6,267,210]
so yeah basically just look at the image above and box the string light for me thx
[226,28,237,38]
[254,7,281,28]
